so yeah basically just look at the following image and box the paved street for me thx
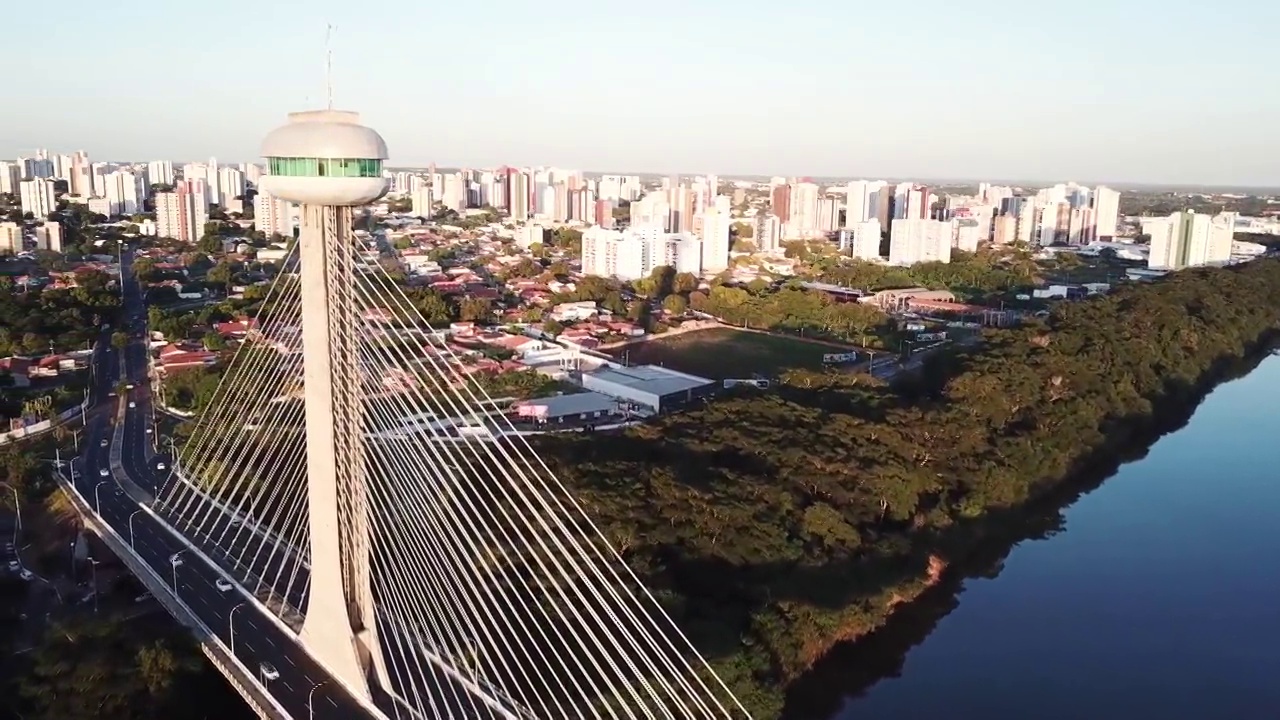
[68,248,364,719]
[77,247,501,719]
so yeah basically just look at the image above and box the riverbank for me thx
[780,338,1280,719]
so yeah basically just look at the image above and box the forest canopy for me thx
[534,258,1280,717]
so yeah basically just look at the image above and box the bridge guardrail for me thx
[56,471,291,720]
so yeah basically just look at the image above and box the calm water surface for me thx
[828,354,1280,720]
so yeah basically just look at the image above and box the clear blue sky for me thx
[7,0,1279,185]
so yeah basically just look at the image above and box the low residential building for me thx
[155,343,218,372]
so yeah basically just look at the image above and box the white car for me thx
[98,468,109,477]
[260,663,279,681]
[100,439,109,447]
[126,383,134,390]
[215,578,234,593]
[128,401,136,408]
[156,462,167,470]
[6,560,17,572]
[19,569,33,581]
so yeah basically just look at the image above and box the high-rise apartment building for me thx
[844,180,886,227]
[181,163,215,206]
[1147,211,1235,270]
[581,225,702,280]
[0,222,22,254]
[755,213,782,253]
[90,162,110,198]
[19,178,56,218]
[208,157,221,205]
[993,215,1018,245]
[69,151,91,196]
[0,162,20,195]
[888,219,952,265]
[147,160,175,186]
[846,219,882,261]
[786,182,820,237]
[630,192,671,231]
[697,202,731,274]
[1092,186,1121,240]
[156,179,209,244]
[411,185,433,217]
[253,190,293,238]
[770,184,791,222]
[953,218,983,252]
[506,170,530,222]
[103,171,142,216]
[35,222,63,252]
[817,196,841,233]
[218,167,246,204]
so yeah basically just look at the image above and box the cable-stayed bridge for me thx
[59,110,749,719]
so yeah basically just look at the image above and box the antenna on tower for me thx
[325,23,336,109]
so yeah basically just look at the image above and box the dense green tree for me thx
[531,258,1280,715]
[458,297,493,323]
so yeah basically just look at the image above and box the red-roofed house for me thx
[156,343,217,373]
[0,358,32,387]
[214,318,259,338]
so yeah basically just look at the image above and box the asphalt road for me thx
[71,249,365,720]
[79,248,503,719]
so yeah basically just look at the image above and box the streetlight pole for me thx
[88,558,100,614]
[229,602,246,654]
[128,509,142,548]
[308,681,327,719]
[170,550,183,590]
[94,481,110,513]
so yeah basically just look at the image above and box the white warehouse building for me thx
[581,365,716,413]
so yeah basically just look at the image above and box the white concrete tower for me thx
[258,109,389,700]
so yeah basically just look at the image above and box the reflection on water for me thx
[787,355,1280,720]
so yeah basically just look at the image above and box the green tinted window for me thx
[266,157,382,178]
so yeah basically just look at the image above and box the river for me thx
[797,353,1280,720]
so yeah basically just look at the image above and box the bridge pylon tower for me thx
[258,109,390,700]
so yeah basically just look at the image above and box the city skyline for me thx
[7,0,1280,186]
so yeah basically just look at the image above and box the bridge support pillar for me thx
[296,205,387,699]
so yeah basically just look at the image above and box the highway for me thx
[77,248,510,719]
[71,248,368,720]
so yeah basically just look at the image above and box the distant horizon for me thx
[7,153,1280,196]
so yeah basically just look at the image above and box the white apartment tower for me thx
[1147,211,1235,270]
[411,185,433,216]
[218,167,246,204]
[19,178,56,218]
[786,182,821,237]
[582,225,703,280]
[147,160,175,186]
[1092,186,1121,240]
[103,170,142,216]
[697,199,731,273]
[755,213,782,253]
[847,219,883,261]
[0,162,21,195]
[155,179,209,244]
[35,222,63,253]
[0,223,21,254]
[253,190,293,238]
[888,219,952,265]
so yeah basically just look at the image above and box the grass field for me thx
[607,327,856,380]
